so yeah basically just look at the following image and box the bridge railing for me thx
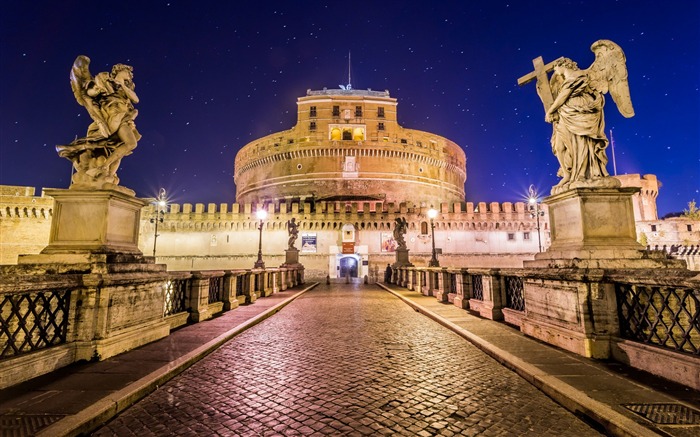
[388,264,700,389]
[0,263,305,389]
[389,265,699,356]
[614,278,699,356]
[0,286,72,360]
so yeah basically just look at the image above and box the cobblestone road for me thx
[93,284,602,436]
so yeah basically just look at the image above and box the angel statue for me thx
[518,40,634,195]
[57,55,141,189]
[287,217,299,249]
[393,217,408,250]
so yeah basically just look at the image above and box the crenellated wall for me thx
[0,186,54,264]
[138,198,548,279]
[4,181,693,275]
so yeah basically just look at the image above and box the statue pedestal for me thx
[521,187,687,359]
[526,187,683,269]
[281,248,302,268]
[11,188,170,379]
[23,188,148,261]
[393,248,413,268]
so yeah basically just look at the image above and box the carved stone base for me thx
[392,248,413,268]
[281,248,302,268]
[38,188,148,256]
[526,187,685,269]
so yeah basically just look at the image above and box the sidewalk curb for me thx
[377,283,662,437]
[38,283,319,437]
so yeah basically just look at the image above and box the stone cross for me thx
[517,56,563,112]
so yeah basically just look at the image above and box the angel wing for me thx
[586,40,635,118]
[69,55,110,137]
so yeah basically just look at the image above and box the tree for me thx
[682,200,700,220]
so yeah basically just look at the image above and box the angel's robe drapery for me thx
[551,72,609,182]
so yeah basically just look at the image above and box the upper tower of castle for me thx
[234,87,467,206]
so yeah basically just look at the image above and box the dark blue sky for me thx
[1,1,698,216]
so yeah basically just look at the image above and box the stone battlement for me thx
[163,199,534,216]
[153,199,543,233]
[0,186,54,219]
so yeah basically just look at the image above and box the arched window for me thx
[330,128,342,141]
[353,127,365,141]
[421,221,429,235]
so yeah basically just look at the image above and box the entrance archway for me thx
[339,256,358,278]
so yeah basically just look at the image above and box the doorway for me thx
[339,256,358,278]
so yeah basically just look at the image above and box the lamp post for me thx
[528,184,544,253]
[150,188,167,257]
[428,208,440,267]
[254,208,268,269]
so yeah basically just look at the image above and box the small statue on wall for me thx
[287,217,299,249]
[57,55,141,189]
[518,40,634,194]
[393,217,408,250]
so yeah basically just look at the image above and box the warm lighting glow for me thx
[527,184,538,204]
[428,208,438,219]
[256,209,268,220]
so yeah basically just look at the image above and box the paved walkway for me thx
[0,282,698,436]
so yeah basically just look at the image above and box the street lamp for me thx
[254,208,268,269]
[150,188,167,257]
[528,184,545,253]
[428,208,440,267]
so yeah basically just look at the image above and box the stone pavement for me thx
[91,283,601,437]
[0,282,698,436]
[0,284,317,437]
[377,283,700,437]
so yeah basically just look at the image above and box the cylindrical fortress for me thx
[234,88,466,206]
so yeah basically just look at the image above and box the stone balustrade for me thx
[0,261,304,390]
[388,264,700,390]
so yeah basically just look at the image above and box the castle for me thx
[1,88,697,275]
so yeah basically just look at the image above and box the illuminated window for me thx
[331,128,342,141]
[353,127,365,141]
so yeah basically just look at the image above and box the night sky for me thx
[1,1,698,217]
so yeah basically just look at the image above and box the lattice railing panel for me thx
[470,275,484,301]
[616,283,700,355]
[0,290,71,359]
[236,275,246,296]
[208,276,224,304]
[505,276,525,312]
[163,279,189,317]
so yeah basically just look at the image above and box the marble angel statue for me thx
[521,40,634,195]
[57,55,141,188]
[393,217,408,250]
